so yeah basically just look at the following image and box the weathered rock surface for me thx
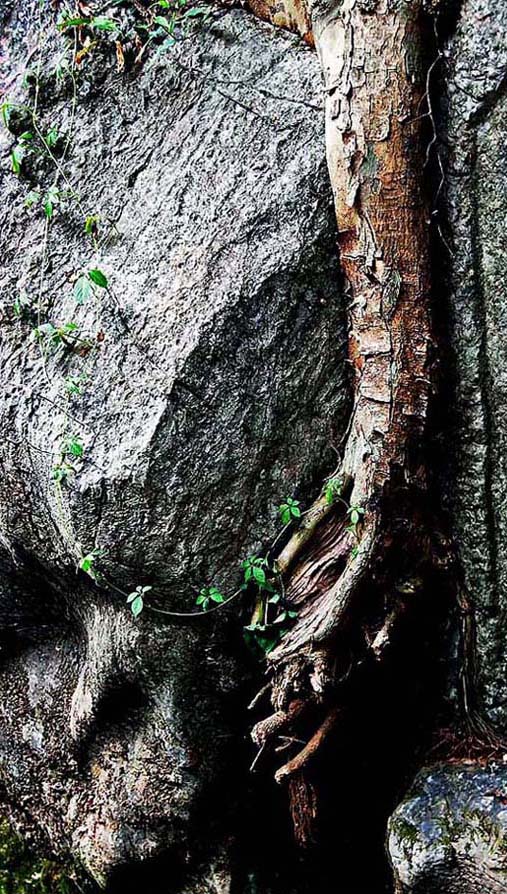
[389,3,507,892]
[444,0,507,730]
[389,762,507,894]
[0,3,348,889]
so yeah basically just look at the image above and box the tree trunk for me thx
[249,0,438,843]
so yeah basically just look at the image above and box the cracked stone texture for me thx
[388,763,507,894]
[389,3,507,893]
[0,3,348,890]
[444,0,507,731]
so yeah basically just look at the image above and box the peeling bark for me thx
[242,0,313,42]
[249,0,437,843]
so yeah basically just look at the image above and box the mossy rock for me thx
[0,819,75,894]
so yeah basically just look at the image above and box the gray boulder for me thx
[0,4,348,888]
[389,2,507,891]
[389,763,507,894]
[444,0,507,729]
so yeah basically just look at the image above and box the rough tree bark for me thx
[247,0,437,843]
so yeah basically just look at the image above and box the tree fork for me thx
[248,0,440,844]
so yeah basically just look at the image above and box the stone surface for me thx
[388,762,507,894]
[388,4,507,892]
[0,3,349,890]
[444,0,507,730]
[0,817,77,894]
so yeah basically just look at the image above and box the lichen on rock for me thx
[0,817,76,894]
[388,763,507,893]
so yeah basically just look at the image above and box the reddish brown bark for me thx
[247,0,435,845]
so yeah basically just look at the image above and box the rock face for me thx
[388,2,507,892]
[444,0,507,730]
[389,763,507,894]
[0,3,348,890]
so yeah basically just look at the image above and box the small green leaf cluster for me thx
[53,434,85,485]
[0,816,76,894]
[241,554,297,655]
[33,321,79,349]
[13,290,32,318]
[127,585,152,617]
[346,504,365,536]
[242,555,269,586]
[32,321,93,355]
[278,497,301,524]
[2,105,63,182]
[73,268,108,304]
[25,186,71,220]
[62,434,84,460]
[57,15,119,33]
[79,549,104,580]
[324,476,343,505]
[64,373,88,397]
[139,0,212,52]
[52,463,73,484]
[196,586,225,610]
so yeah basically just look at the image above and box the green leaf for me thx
[80,552,96,572]
[13,290,30,316]
[11,146,23,174]
[74,275,92,305]
[154,14,172,29]
[91,16,118,31]
[1,102,13,128]
[324,477,343,505]
[57,16,90,29]
[68,438,84,458]
[350,509,359,525]
[61,321,78,334]
[256,634,278,654]
[84,214,99,236]
[52,463,73,483]
[197,585,224,607]
[252,564,266,585]
[184,6,210,17]
[131,595,144,617]
[24,190,40,208]
[45,127,59,148]
[88,268,108,289]
[278,498,300,524]
[64,374,87,396]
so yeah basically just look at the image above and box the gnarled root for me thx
[250,0,438,843]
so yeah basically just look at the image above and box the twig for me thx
[274,707,340,784]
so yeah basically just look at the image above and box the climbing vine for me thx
[2,0,365,658]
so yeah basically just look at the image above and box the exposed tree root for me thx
[252,699,308,747]
[288,775,319,848]
[274,707,340,783]
[247,0,440,842]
